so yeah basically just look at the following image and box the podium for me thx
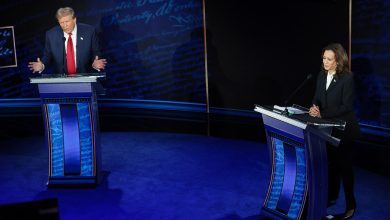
[254,105,345,220]
[30,74,105,187]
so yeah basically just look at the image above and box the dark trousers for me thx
[327,140,356,210]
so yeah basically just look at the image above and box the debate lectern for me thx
[254,105,345,220]
[30,74,105,187]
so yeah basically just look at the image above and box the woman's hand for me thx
[309,104,321,118]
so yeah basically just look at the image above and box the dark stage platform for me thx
[0,132,389,219]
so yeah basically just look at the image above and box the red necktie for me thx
[66,33,76,75]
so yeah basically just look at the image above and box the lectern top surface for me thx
[29,73,106,84]
[254,104,345,129]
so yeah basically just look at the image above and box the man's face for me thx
[58,15,76,34]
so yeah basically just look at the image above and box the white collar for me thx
[327,70,336,76]
[63,24,77,37]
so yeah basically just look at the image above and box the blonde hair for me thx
[56,7,75,20]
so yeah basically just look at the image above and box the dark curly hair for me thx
[321,43,350,75]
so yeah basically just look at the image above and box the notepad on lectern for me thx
[273,105,308,115]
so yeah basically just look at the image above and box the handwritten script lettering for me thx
[169,15,202,27]
[0,39,7,47]
[0,47,13,57]
[0,30,11,37]
[137,0,165,7]
[110,11,154,25]
[0,30,14,58]
[93,0,201,27]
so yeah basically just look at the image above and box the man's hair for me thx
[56,7,75,20]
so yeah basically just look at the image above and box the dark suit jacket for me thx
[312,70,360,141]
[41,23,101,74]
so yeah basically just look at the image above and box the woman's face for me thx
[322,50,337,72]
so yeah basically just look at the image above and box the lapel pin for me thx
[80,37,84,40]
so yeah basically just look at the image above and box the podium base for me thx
[47,176,98,188]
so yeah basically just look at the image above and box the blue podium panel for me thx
[44,98,97,185]
[77,103,94,177]
[255,105,342,220]
[31,75,104,187]
[263,127,307,220]
[61,104,81,175]
[46,104,64,176]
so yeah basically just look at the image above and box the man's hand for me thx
[28,58,44,73]
[92,56,107,71]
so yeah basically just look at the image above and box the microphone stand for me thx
[283,74,313,106]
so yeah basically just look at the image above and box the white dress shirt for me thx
[326,73,334,90]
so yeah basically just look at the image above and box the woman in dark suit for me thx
[309,43,360,220]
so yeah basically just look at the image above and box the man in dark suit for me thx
[28,7,106,74]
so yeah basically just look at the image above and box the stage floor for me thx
[0,132,389,219]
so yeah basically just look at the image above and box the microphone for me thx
[62,37,66,76]
[283,74,313,106]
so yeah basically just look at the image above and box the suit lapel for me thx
[76,24,87,72]
[76,27,81,71]
[57,29,67,73]
[319,73,327,92]
[326,75,338,92]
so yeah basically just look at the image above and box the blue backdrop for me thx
[352,0,390,128]
[0,26,17,68]
[0,0,389,130]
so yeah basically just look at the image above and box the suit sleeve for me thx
[41,31,52,67]
[90,28,102,63]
